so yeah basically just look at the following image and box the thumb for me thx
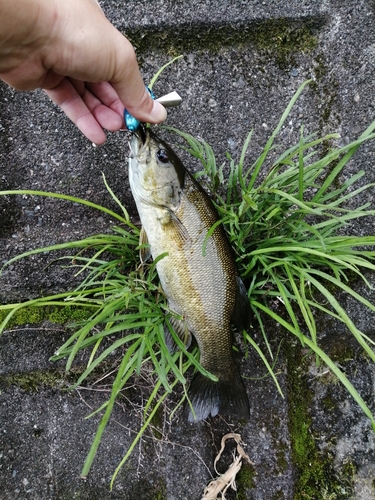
[109,39,167,125]
[125,84,167,125]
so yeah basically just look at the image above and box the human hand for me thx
[0,0,167,144]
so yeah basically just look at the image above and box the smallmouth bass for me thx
[129,126,251,421]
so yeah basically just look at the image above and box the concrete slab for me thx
[1,0,375,498]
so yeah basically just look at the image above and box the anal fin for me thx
[164,314,192,353]
[232,276,252,332]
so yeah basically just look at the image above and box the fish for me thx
[128,126,251,422]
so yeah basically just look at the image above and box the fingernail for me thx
[149,100,167,123]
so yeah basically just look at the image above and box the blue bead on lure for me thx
[124,86,155,132]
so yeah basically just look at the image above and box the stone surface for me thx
[1,1,375,499]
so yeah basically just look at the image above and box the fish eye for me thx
[156,149,169,164]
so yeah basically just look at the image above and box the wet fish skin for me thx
[129,126,251,421]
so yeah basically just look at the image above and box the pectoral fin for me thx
[139,226,152,263]
[169,210,191,244]
[157,208,190,245]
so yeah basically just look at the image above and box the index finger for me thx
[44,78,107,144]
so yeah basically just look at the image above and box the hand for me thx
[0,0,167,144]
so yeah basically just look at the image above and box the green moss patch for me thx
[0,369,70,392]
[126,17,320,66]
[236,461,257,498]
[286,343,355,499]
[0,304,96,330]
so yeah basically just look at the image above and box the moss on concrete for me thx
[286,343,355,499]
[150,403,164,440]
[272,490,287,500]
[0,304,96,330]
[149,487,167,500]
[236,461,256,498]
[0,362,119,393]
[129,477,167,500]
[126,17,321,67]
[0,369,70,392]
[310,52,340,136]
[267,414,290,475]
[251,18,318,67]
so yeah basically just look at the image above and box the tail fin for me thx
[184,371,250,422]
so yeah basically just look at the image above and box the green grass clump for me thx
[171,80,375,429]
[1,81,375,488]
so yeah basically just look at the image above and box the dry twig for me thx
[201,433,254,500]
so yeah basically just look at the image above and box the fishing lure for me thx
[124,86,182,132]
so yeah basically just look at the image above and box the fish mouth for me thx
[129,124,151,158]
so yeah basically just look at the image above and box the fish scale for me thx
[173,176,235,365]
[128,126,251,421]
